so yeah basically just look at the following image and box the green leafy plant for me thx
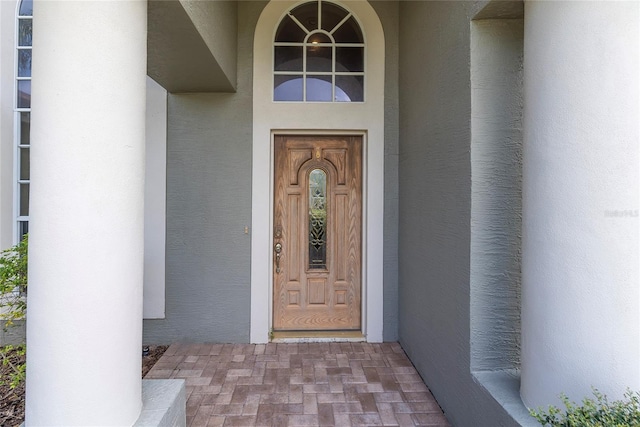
[530,388,640,427]
[0,234,28,330]
[0,234,28,389]
[1,344,26,389]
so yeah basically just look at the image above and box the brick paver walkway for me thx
[145,342,451,426]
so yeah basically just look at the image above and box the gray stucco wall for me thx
[398,1,527,425]
[143,2,266,343]
[144,0,401,344]
[180,0,238,88]
[470,18,523,373]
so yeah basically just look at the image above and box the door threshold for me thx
[271,331,365,343]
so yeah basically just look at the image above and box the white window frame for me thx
[13,0,32,243]
[273,0,366,103]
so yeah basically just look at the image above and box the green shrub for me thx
[530,388,640,427]
[0,234,27,389]
[1,343,26,389]
[0,234,28,330]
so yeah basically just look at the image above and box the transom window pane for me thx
[274,75,303,101]
[289,2,318,32]
[274,0,364,102]
[306,45,332,72]
[320,2,348,34]
[336,47,363,72]
[335,75,363,102]
[275,46,303,71]
[275,16,307,42]
[306,76,333,102]
[307,33,331,44]
[331,16,363,43]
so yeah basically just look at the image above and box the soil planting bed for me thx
[1,344,168,427]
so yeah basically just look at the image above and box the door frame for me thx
[251,128,383,342]
[251,0,385,343]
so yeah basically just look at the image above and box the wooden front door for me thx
[273,135,362,331]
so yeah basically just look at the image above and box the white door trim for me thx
[251,0,385,343]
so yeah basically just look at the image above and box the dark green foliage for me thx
[0,234,27,330]
[1,344,26,389]
[531,388,640,427]
[0,235,27,389]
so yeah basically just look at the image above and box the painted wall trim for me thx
[251,0,385,343]
[143,76,167,319]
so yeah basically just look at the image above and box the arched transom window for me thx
[274,0,364,102]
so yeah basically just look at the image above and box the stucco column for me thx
[25,1,147,425]
[521,0,639,409]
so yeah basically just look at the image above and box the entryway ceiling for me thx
[147,0,238,93]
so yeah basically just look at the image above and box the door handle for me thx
[274,242,282,273]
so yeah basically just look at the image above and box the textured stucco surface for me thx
[147,0,236,92]
[145,0,401,343]
[398,1,524,426]
[179,0,237,88]
[520,0,640,409]
[143,2,265,343]
[470,18,523,373]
